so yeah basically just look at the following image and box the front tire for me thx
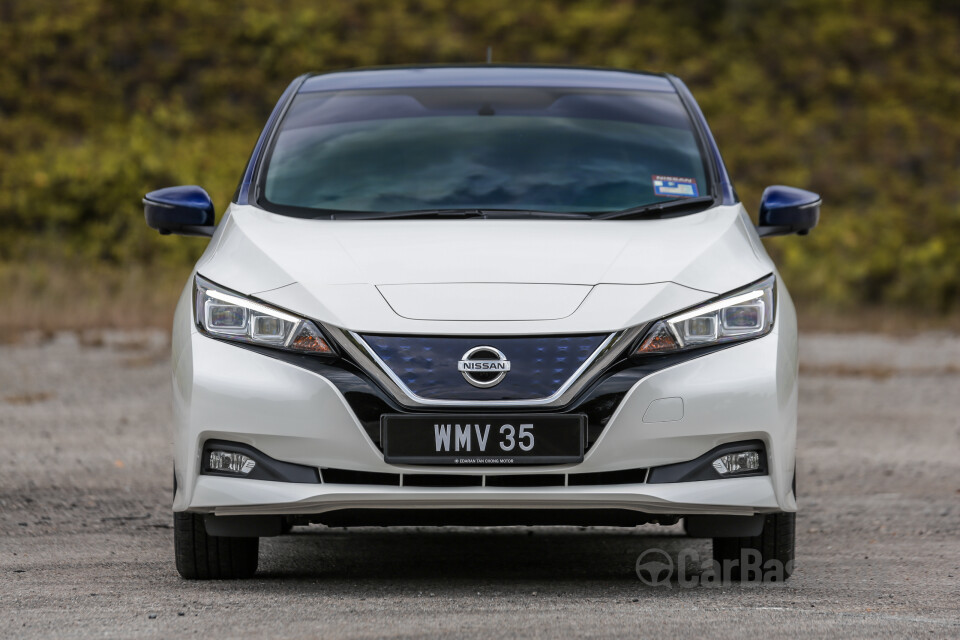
[712,511,795,581]
[174,512,259,580]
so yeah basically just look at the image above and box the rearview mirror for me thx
[757,185,820,238]
[143,186,216,237]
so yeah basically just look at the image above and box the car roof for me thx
[298,65,676,94]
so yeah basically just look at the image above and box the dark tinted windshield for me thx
[261,86,709,216]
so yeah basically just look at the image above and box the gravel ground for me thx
[1,331,959,639]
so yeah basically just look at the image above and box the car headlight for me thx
[194,276,334,355]
[635,274,776,355]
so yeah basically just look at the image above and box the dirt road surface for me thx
[1,331,958,638]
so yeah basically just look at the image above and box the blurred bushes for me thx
[0,0,958,324]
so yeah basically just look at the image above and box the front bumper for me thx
[172,309,798,519]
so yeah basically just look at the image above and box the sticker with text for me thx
[652,175,699,198]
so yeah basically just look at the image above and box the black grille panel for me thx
[568,468,648,486]
[403,474,483,487]
[485,474,566,487]
[361,334,607,401]
[321,468,400,485]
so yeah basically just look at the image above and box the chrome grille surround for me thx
[322,324,647,409]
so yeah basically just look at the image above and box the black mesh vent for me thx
[568,468,647,486]
[403,474,483,487]
[485,474,566,487]
[321,468,401,485]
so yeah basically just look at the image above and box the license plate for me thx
[381,414,586,465]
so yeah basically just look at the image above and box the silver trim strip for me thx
[322,325,647,409]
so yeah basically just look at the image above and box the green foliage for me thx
[1,0,958,315]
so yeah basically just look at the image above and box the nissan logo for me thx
[458,346,511,388]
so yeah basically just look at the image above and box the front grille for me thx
[485,474,567,487]
[320,467,648,487]
[360,334,607,401]
[403,474,483,487]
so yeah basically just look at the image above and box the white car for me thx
[144,66,819,580]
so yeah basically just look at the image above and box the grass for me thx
[798,362,960,380]
[0,261,189,340]
[796,306,960,334]
[1,262,958,341]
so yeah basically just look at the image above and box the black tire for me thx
[712,511,795,582]
[174,511,259,580]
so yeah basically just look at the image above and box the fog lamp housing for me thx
[712,451,761,476]
[208,450,256,475]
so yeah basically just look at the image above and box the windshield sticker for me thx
[652,175,699,198]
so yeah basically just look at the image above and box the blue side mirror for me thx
[757,185,821,238]
[143,186,216,237]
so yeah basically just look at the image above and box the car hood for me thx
[196,204,773,332]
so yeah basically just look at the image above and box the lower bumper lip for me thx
[193,474,781,517]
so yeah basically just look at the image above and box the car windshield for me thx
[261,85,710,216]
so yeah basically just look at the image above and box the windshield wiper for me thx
[323,201,707,221]
[478,209,591,220]
[326,208,485,220]
[594,196,716,220]
[326,208,593,220]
